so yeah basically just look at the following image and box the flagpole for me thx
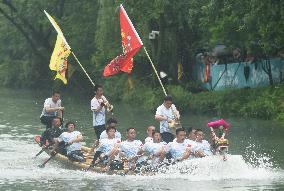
[71,52,96,87]
[143,47,167,96]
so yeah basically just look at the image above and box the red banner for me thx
[103,4,143,77]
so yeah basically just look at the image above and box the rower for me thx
[52,121,84,162]
[143,131,167,166]
[40,90,64,129]
[40,117,64,148]
[193,129,213,157]
[94,126,121,170]
[144,125,156,143]
[89,118,121,168]
[167,128,192,162]
[119,128,144,171]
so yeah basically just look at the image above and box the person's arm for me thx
[45,107,64,113]
[68,133,83,145]
[155,107,173,122]
[171,104,180,119]
[91,99,103,113]
[180,147,191,160]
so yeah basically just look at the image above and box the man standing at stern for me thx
[40,90,64,129]
[155,95,180,143]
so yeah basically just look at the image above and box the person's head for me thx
[65,121,75,132]
[126,127,136,141]
[176,128,186,143]
[106,126,116,139]
[94,84,103,96]
[146,125,155,137]
[106,118,118,128]
[52,90,60,102]
[195,129,204,142]
[163,95,173,109]
[52,117,62,128]
[187,127,196,140]
[152,131,161,143]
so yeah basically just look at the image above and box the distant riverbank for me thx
[114,82,284,122]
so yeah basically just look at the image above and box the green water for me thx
[0,88,284,191]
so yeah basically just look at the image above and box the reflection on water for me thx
[0,88,284,190]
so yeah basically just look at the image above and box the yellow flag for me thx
[178,63,183,80]
[49,35,71,84]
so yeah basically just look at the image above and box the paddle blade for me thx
[38,164,45,168]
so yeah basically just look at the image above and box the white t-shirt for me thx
[167,140,192,160]
[98,138,121,156]
[91,95,107,126]
[40,98,61,117]
[155,104,178,133]
[58,131,81,154]
[100,130,121,140]
[120,140,143,159]
[144,137,153,143]
[143,141,167,155]
[193,140,213,156]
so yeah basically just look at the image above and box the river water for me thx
[0,88,284,190]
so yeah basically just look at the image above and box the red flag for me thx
[103,4,143,77]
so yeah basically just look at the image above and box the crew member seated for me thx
[52,121,84,162]
[167,128,192,162]
[193,129,213,157]
[40,117,64,147]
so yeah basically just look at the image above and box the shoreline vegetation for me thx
[102,78,284,122]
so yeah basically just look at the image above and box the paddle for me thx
[38,141,68,168]
[33,148,45,159]
[38,151,58,168]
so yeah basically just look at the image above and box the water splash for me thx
[0,134,284,191]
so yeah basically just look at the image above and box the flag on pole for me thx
[49,35,71,84]
[44,10,71,84]
[103,4,143,77]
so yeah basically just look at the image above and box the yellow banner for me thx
[50,35,71,84]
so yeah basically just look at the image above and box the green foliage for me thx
[189,86,284,121]
[1,0,284,121]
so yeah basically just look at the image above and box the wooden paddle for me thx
[38,151,58,168]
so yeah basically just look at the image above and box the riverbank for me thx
[116,81,284,122]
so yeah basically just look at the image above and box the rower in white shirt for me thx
[167,128,192,162]
[144,125,155,143]
[120,128,144,171]
[143,131,167,165]
[93,126,121,169]
[100,118,121,140]
[193,129,213,157]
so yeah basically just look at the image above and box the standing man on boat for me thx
[155,95,180,143]
[40,90,64,129]
[91,85,112,139]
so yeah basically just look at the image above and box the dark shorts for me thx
[110,160,124,171]
[161,132,174,143]
[93,124,106,139]
[67,150,85,162]
[40,115,55,129]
